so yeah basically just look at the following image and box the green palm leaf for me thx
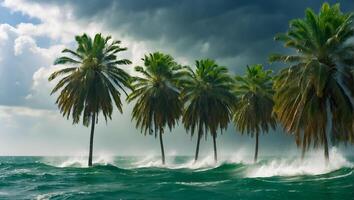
[48,33,132,166]
[182,59,235,162]
[127,52,186,165]
[270,3,354,162]
[232,64,276,162]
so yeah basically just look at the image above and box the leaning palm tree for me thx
[48,33,131,167]
[232,64,276,163]
[269,3,354,163]
[182,59,235,162]
[127,52,185,165]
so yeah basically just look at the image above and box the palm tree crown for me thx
[48,33,131,166]
[182,59,235,162]
[127,52,186,164]
[232,64,276,162]
[269,3,354,161]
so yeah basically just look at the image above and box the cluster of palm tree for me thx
[49,3,354,166]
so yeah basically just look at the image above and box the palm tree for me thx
[232,64,276,163]
[127,52,185,165]
[182,59,235,162]
[48,33,131,167]
[269,3,354,163]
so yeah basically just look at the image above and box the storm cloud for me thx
[27,0,354,72]
[1,0,354,156]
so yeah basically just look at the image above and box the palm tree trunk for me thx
[254,132,259,163]
[88,114,96,167]
[323,130,329,165]
[301,135,307,161]
[159,130,165,165]
[301,146,306,161]
[213,133,217,163]
[194,124,203,162]
[194,132,202,162]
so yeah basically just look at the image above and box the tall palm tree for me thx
[182,59,235,162]
[127,52,185,165]
[48,33,131,167]
[232,64,276,163]
[269,3,354,163]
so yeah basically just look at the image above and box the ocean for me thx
[0,149,353,200]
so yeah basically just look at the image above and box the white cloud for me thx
[0,22,66,107]
[0,0,156,107]
[0,105,55,118]
[2,0,99,43]
[0,0,165,156]
[26,64,64,108]
[0,23,17,42]
[0,0,302,156]
[14,35,36,55]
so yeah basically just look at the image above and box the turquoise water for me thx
[0,151,353,199]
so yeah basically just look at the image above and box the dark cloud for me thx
[30,0,354,72]
[2,0,354,155]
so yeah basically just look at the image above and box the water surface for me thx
[0,150,353,200]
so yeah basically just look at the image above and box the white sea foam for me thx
[133,154,219,169]
[133,151,251,169]
[246,148,353,178]
[43,154,115,168]
[0,191,9,196]
[41,148,352,176]
[174,180,229,186]
[36,192,65,200]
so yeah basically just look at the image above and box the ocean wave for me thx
[41,154,116,168]
[132,155,218,169]
[174,180,229,187]
[0,191,9,196]
[36,192,65,200]
[246,148,353,178]
[36,148,353,179]
[132,153,251,170]
[308,170,353,181]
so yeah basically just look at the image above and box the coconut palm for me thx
[269,3,354,163]
[232,64,276,162]
[182,59,235,162]
[127,52,185,165]
[48,33,131,167]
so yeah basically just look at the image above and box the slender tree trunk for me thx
[301,137,306,161]
[194,124,203,162]
[88,115,96,167]
[213,134,217,163]
[254,132,259,163]
[323,130,329,165]
[194,132,202,162]
[159,130,165,165]
[301,146,306,161]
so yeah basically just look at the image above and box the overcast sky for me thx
[0,0,353,157]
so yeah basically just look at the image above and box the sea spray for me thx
[132,152,252,169]
[42,154,115,168]
[0,153,353,199]
[133,155,220,169]
[246,148,353,178]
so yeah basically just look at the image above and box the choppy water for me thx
[0,149,353,200]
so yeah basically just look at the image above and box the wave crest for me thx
[132,153,251,169]
[42,155,115,168]
[246,148,353,178]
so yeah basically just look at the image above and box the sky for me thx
[0,0,353,157]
